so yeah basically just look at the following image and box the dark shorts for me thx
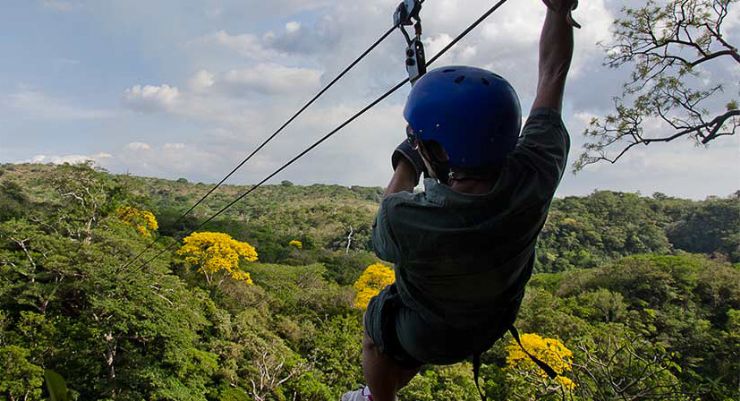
[365,284,521,367]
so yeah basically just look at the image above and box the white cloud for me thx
[40,0,78,12]
[125,142,152,151]
[190,30,281,60]
[285,21,301,33]
[118,64,322,128]
[26,152,112,165]
[188,70,215,92]
[114,141,224,179]
[2,89,116,120]
[423,34,479,65]
[122,84,179,112]
[6,0,736,200]
[220,64,322,95]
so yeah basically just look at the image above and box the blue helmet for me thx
[404,66,522,170]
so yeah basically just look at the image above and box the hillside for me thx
[0,163,738,401]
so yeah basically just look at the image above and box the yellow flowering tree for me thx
[177,232,258,286]
[506,333,576,395]
[288,240,303,249]
[116,206,158,237]
[352,263,395,310]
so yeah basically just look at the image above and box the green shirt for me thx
[372,108,569,328]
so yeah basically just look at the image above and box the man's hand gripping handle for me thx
[542,0,581,29]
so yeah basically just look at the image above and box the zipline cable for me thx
[118,24,402,271]
[126,0,511,274]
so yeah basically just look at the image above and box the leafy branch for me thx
[575,0,738,171]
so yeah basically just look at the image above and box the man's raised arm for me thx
[531,0,576,113]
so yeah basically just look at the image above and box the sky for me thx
[0,0,738,200]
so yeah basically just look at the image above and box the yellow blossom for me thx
[288,240,303,249]
[556,376,576,391]
[506,332,576,391]
[116,206,159,237]
[177,231,258,285]
[352,263,395,310]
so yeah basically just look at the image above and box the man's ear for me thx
[416,141,439,179]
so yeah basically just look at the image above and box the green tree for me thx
[570,329,688,401]
[0,345,44,401]
[667,193,740,261]
[536,191,671,272]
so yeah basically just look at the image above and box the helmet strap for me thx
[432,160,451,185]
[416,140,450,185]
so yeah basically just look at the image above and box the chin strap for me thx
[415,141,449,184]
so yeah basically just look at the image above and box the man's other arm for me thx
[372,158,417,263]
[531,0,575,113]
[384,158,417,197]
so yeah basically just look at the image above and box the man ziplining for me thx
[342,0,577,400]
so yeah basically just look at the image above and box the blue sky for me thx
[1,0,738,199]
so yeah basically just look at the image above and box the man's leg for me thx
[362,332,420,401]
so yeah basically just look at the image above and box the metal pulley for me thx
[394,0,426,84]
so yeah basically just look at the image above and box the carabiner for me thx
[394,0,426,84]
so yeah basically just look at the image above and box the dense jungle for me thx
[0,162,738,401]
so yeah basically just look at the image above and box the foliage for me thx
[525,254,740,400]
[0,163,737,400]
[306,314,364,395]
[177,231,258,285]
[569,329,688,401]
[577,0,739,169]
[666,193,740,261]
[116,205,158,237]
[399,364,480,401]
[0,181,28,222]
[352,263,395,310]
[536,191,672,272]
[0,346,44,401]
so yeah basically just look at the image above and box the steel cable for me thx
[117,24,400,271]
[124,0,511,274]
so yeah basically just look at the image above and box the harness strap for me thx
[509,326,558,379]
[472,353,486,401]
[471,326,559,401]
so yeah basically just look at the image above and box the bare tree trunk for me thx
[104,331,116,380]
[345,225,354,254]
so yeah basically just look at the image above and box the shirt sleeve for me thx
[504,108,570,202]
[371,197,401,263]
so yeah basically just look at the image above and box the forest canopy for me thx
[0,163,737,401]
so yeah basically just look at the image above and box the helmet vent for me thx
[454,75,465,84]
[481,78,490,86]
[443,68,456,73]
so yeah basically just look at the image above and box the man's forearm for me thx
[384,158,418,197]
[533,5,574,112]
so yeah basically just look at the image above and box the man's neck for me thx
[449,178,495,195]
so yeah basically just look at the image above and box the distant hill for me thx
[0,162,737,400]
[2,163,736,270]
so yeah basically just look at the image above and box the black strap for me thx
[471,325,558,401]
[472,353,486,401]
[509,326,558,379]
